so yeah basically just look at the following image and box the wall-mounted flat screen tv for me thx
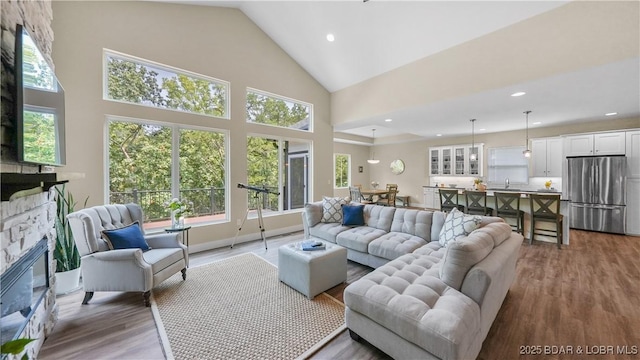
[15,24,66,167]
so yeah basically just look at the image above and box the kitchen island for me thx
[423,186,570,246]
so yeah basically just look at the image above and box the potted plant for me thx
[54,184,87,295]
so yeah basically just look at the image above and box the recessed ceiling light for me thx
[326,34,335,42]
[532,122,542,125]
[511,92,526,97]
[436,134,442,137]
[605,112,618,116]
[384,118,392,122]
[479,128,486,131]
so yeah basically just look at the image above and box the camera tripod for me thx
[231,184,280,250]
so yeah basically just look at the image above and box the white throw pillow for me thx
[321,196,349,223]
[438,208,482,247]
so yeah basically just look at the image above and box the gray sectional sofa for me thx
[301,201,523,360]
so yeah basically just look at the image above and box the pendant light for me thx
[469,119,477,161]
[523,110,532,158]
[367,128,380,164]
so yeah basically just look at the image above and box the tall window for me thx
[246,88,312,131]
[334,154,350,188]
[247,135,310,214]
[108,118,228,229]
[487,146,529,185]
[104,50,229,118]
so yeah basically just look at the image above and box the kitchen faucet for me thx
[505,178,510,189]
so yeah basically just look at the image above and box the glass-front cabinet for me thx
[454,146,465,175]
[429,148,441,175]
[442,148,452,175]
[429,144,483,176]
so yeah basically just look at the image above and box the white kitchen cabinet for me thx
[626,130,640,178]
[423,187,440,210]
[626,178,640,236]
[428,144,483,176]
[565,132,626,157]
[531,137,563,177]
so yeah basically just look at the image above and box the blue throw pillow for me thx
[342,204,365,226]
[101,221,150,251]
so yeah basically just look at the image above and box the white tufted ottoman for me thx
[278,240,347,299]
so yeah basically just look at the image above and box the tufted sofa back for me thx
[67,204,144,256]
[363,204,396,232]
[389,208,433,240]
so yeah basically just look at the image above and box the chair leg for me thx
[82,291,94,305]
[529,219,534,245]
[557,219,562,249]
[143,291,151,307]
[181,268,187,280]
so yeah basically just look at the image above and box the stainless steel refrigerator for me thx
[568,156,626,234]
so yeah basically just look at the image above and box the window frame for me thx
[486,146,530,185]
[246,87,313,133]
[103,49,231,119]
[104,115,230,230]
[246,132,313,216]
[334,153,351,189]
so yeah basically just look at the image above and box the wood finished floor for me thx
[39,230,640,360]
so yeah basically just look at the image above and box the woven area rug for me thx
[150,253,346,360]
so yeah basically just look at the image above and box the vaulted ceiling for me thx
[156,1,640,141]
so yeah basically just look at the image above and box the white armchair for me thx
[67,203,188,306]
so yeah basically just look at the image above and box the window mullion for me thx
[171,126,180,198]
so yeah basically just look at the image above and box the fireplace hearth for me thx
[0,238,49,345]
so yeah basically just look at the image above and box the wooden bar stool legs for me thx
[494,192,525,235]
[529,194,563,249]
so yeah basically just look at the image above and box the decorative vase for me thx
[55,268,81,295]
[171,210,182,229]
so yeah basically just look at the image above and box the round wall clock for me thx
[390,159,405,175]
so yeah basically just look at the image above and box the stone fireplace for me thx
[1,187,58,358]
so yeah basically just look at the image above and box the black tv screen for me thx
[15,24,66,167]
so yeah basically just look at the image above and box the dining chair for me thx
[376,184,398,206]
[529,193,563,249]
[439,189,465,213]
[465,190,493,215]
[494,192,525,235]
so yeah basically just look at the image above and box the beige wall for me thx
[51,1,332,250]
[331,1,640,126]
[347,117,639,208]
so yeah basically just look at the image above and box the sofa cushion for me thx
[368,232,428,260]
[389,208,433,241]
[439,230,494,290]
[344,254,481,359]
[321,197,349,223]
[101,221,150,251]
[342,204,365,226]
[438,208,482,247]
[309,222,350,243]
[304,202,323,227]
[142,248,184,274]
[364,205,396,231]
[336,227,388,253]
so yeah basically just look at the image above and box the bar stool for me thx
[439,189,465,213]
[529,194,563,249]
[465,190,493,216]
[494,192,525,235]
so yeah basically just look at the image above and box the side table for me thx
[164,226,192,247]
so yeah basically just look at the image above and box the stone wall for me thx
[1,187,58,358]
[1,0,54,171]
[1,2,58,356]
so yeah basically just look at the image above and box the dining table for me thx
[360,189,389,202]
